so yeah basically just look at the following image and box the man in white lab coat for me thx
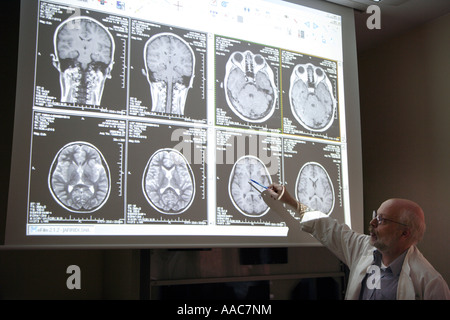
[265,184,450,300]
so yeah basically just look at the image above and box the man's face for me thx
[369,201,405,251]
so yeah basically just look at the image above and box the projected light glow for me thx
[5,0,363,247]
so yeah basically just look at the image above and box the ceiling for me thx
[324,0,450,53]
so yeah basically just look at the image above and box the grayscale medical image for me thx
[289,63,336,131]
[296,161,335,214]
[224,50,277,123]
[48,142,111,213]
[51,16,115,105]
[229,155,272,217]
[143,32,195,115]
[143,148,195,214]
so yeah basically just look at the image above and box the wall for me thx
[0,249,141,299]
[0,246,343,299]
[359,13,450,284]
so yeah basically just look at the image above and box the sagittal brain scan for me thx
[289,63,336,131]
[229,155,272,217]
[224,50,277,123]
[143,148,195,214]
[143,33,195,115]
[296,162,334,214]
[51,16,115,105]
[48,142,111,213]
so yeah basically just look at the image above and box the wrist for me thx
[295,201,310,219]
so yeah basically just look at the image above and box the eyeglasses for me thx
[372,210,408,227]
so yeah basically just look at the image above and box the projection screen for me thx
[3,0,363,248]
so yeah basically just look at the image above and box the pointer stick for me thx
[249,179,268,190]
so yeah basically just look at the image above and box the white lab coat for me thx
[300,212,450,300]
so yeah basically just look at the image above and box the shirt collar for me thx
[372,250,407,276]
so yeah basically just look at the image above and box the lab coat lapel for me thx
[397,246,416,300]
[346,252,374,300]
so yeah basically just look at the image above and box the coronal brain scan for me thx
[229,155,272,217]
[48,142,111,213]
[289,63,336,131]
[296,162,334,214]
[224,50,277,123]
[143,33,195,115]
[51,16,115,105]
[143,148,195,214]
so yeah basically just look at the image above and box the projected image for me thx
[289,63,336,132]
[224,51,277,123]
[143,33,195,116]
[27,111,126,224]
[126,121,207,225]
[142,148,195,214]
[229,155,271,217]
[129,20,207,122]
[283,137,345,221]
[295,161,334,215]
[281,50,339,140]
[49,142,111,213]
[34,1,128,113]
[215,129,284,226]
[51,16,115,106]
[215,36,281,132]
[8,0,355,244]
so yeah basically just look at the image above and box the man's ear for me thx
[401,228,411,239]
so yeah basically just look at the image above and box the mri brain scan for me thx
[229,155,272,217]
[49,142,111,213]
[224,50,277,123]
[295,162,334,214]
[289,63,336,131]
[143,148,195,214]
[52,16,115,105]
[143,33,195,115]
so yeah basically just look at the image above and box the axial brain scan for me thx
[289,63,336,131]
[229,155,272,217]
[224,50,277,123]
[52,16,115,105]
[296,162,334,214]
[48,142,111,213]
[143,33,195,115]
[143,148,195,214]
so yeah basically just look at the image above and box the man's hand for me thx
[267,183,297,209]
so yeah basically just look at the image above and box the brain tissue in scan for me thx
[48,142,111,213]
[224,50,277,123]
[295,162,334,214]
[229,155,272,217]
[143,33,195,116]
[143,148,195,214]
[52,16,115,105]
[289,63,336,131]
